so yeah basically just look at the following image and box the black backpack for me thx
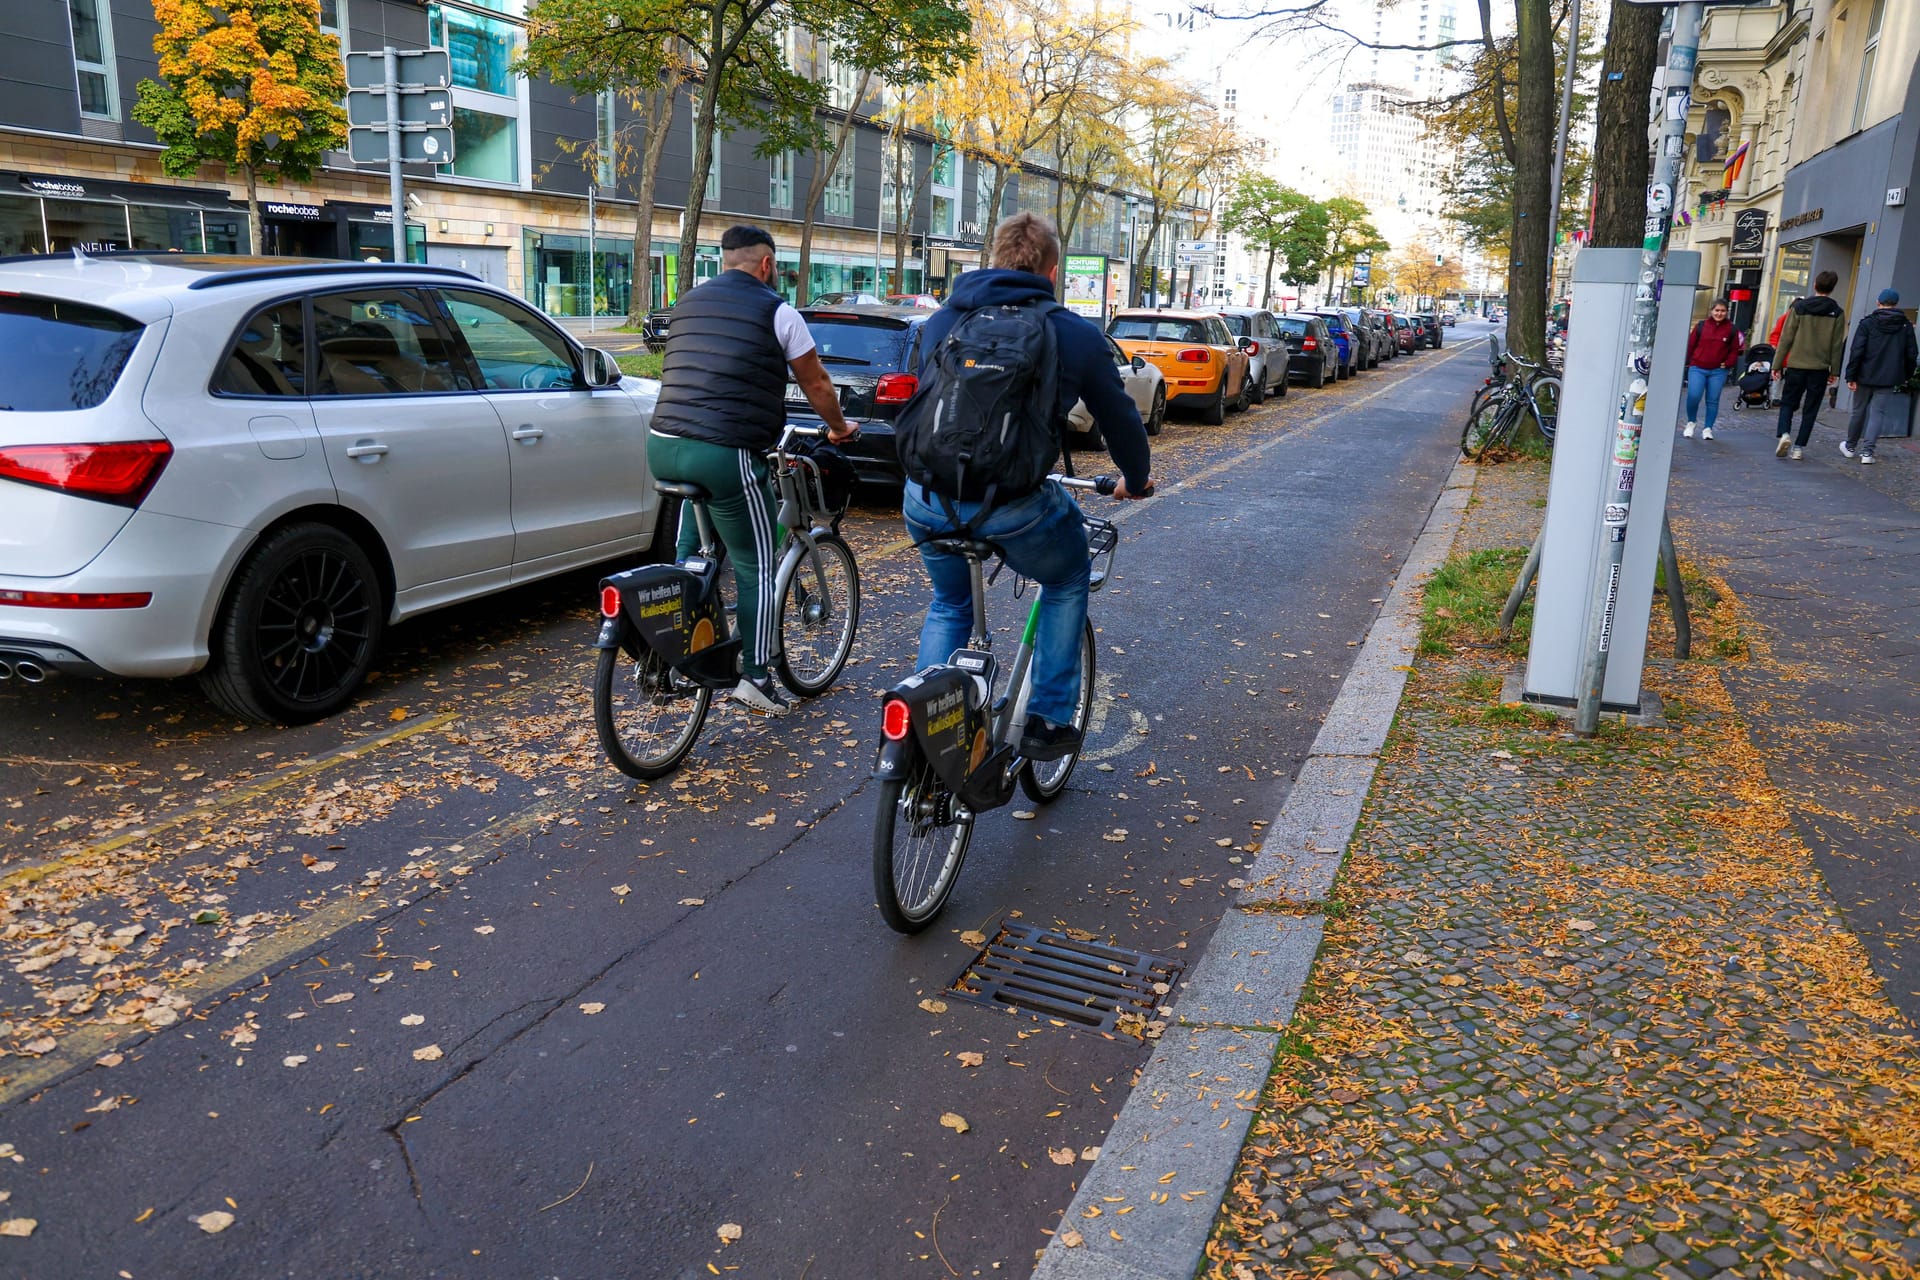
[895,299,1065,506]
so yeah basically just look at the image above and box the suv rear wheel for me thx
[201,523,386,724]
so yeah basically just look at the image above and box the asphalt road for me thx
[0,328,1487,1279]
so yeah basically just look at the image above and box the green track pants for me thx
[645,431,781,679]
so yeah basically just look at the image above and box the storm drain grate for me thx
[946,923,1185,1034]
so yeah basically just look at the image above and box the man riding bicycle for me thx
[647,224,857,716]
[898,213,1152,761]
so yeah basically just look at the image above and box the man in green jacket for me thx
[1772,269,1848,459]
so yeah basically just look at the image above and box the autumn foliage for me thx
[134,0,349,250]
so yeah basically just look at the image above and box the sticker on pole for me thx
[1613,421,1641,464]
[1603,503,1629,526]
[1619,466,1636,492]
[1610,527,1627,543]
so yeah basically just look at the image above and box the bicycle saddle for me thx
[654,480,711,501]
[921,536,1000,560]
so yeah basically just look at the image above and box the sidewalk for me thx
[1190,457,1920,1278]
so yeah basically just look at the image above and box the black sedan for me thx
[1276,314,1338,388]
[782,305,932,487]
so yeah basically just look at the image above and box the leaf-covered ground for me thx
[1203,460,1920,1279]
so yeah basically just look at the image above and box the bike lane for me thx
[0,343,1485,1278]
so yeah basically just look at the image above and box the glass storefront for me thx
[0,175,249,255]
[1767,243,1813,331]
[524,229,635,317]
[347,219,428,263]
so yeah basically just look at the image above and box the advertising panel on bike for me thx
[878,666,988,795]
[601,560,735,677]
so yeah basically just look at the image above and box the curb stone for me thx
[1030,458,1476,1280]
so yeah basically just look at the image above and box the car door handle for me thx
[511,426,545,443]
[345,442,388,460]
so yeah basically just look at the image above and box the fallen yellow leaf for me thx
[716,1222,742,1243]
[389,707,410,722]
[956,1052,984,1068]
[0,1219,35,1238]
[579,1002,605,1015]
[939,1112,970,1134]
[412,1044,443,1062]
[1048,1147,1076,1165]
[918,999,947,1015]
[192,1211,233,1234]
[959,930,987,947]
[1059,1229,1085,1248]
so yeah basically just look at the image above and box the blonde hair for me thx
[990,212,1061,275]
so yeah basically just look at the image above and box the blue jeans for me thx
[902,480,1090,726]
[1685,365,1729,431]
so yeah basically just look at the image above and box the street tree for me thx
[133,0,349,255]
[522,1,697,324]
[1050,45,1130,277]
[1317,195,1389,306]
[1381,238,1466,310]
[1120,63,1239,306]
[1220,175,1327,311]
[1589,0,1661,247]
[1506,0,1555,362]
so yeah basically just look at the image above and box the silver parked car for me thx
[1215,308,1291,403]
[1067,333,1168,447]
[0,254,669,723]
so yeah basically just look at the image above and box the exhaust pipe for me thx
[14,660,45,683]
[0,659,12,680]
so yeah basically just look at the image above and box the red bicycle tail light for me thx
[0,440,172,507]
[875,372,918,403]
[1176,348,1210,363]
[600,585,622,618]
[882,698,912,741]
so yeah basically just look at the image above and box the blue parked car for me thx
[1306,310,1359,380]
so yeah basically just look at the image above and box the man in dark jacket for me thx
[902,212,1152,760]
[648,224,857,716]
[1773,269,1848,459]
[1843,288,1919,464]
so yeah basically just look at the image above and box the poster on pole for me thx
[1063,255,1108,320]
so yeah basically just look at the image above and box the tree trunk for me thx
[986,162,1011,241]
[1262,245,1277,310]
[243,165,262,259]
[797,68,873,308]
[1590,0,1661,247]
[1134,212,1165,306]
[1507,0,1555,363]
[678,62,723,299]
[629,87,677,326]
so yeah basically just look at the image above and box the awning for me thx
[4,170,241,212]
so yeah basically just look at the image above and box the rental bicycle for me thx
[592,425,860,779]
[1461,339,1562,458]
[869,474,1137,933]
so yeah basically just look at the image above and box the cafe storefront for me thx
[0,171,248,255]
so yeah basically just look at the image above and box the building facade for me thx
[1667,3,1809,335]
[0,0,1144,318]
[1775,0,1919,334]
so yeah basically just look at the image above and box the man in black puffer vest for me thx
[649,224,856,715]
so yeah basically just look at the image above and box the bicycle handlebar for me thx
[1051,474,1154,498]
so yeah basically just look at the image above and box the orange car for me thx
[1106,309,1252,424]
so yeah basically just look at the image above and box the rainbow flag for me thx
[1723,140,1751,186]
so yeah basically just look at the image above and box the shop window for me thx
[69,0,119,120]
[129,207,206,253]
[824,149,854,218]
[525,230,633,318]
[448,106,520,183]
[0,195,46,255]
[312,289,462,397]
[440,289,576,391]
[203,215,250,254]
[348,220,426,263]
[43,198,127,253]
[214,300,308,398]
[770,151,794,211]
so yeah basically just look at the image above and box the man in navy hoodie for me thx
[903,213,1153,761]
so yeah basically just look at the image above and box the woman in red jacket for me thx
[1682,298,1745,440]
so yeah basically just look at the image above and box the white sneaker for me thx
[1790,447,1805,460]
[1840,441,1856,458]
[1775,435,1791,458]
[1701,426,1714,441]
[730,674,791,717]
[1683,421,1696,438]
[1861,453,1876,465]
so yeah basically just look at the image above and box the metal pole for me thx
[384,46,404,264]
[1545,0,1583,297]
[1573,3,1705,734]
[588,181,597,334]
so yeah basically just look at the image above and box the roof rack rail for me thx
[181,261,481,290]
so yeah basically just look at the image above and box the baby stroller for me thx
[1732,343,1775,410]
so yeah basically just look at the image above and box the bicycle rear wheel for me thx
[1019,621,1096,803]
[593,645,712,780]
[873,757,975,934]
[1529,375,1563,442]
[1461,395,1519,460]
[775,534,860,697]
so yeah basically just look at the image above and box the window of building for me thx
[822,48,862,111]
[824,147,854,218]
[69,0,119,120]
[429,2,527,185]
[881,144,912,230]
[1852,0,1886,134]
[215,300,309,398]
[320,0,341,33]
[770,150,794,211]
[595,91,617,188]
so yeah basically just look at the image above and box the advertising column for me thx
[1063,254,1109,323]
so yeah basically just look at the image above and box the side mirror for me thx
[582,347,624,388]
[1130,354,1146,372]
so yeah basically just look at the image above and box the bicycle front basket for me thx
[1086,517,1119,592]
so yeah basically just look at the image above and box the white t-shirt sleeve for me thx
[772,302,815,362]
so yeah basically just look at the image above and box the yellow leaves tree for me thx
[1118,61,1239,305]
[1379,237,1466,309]
[134,0,349,255]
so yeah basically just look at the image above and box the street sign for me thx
[1176,240,1216,255]
[348,126,455,165]
[344,48,451,90]
[348,88,451,128]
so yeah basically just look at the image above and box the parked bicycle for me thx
[869,474,1140,933]
[1461,338,1562,458]
[593,425,861,779]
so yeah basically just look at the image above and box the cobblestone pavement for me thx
[1201,461,1920,1279]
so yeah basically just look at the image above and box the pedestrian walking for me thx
[1773,270,1848,460]
[1682,298,1743,440]
[1842,289,1919,465]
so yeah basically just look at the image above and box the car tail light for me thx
[0,441,172,507]
[875,372,918,404]
[0,590,152,609]
[882,698,912,741]
[600,585,622,618]
[1176,348,1211,363]
[1242,341,1260,356]
[1302,336,1318,351]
